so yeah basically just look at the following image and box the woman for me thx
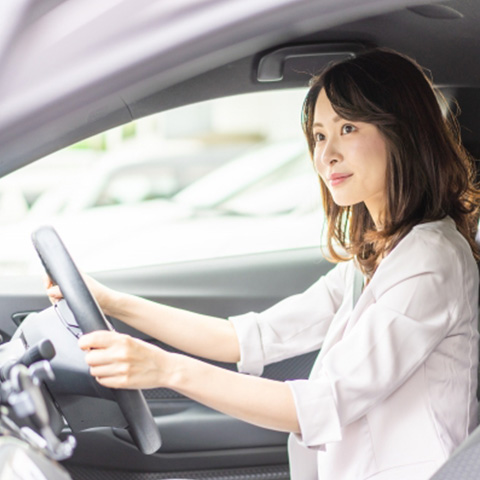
[47,49,480,479]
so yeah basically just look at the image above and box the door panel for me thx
[0,247,334,478]
[95,247,330,318]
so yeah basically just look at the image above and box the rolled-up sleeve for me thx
[288,375,342,448]
[229,312,265,376]
[230,261,349,375]
[278,229,477,449]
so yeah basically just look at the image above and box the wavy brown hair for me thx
[302,48,480,278]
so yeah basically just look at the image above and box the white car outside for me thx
[0,140,322,273]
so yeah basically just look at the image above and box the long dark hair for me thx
[302,48,480,277]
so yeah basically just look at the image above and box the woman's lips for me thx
[329,173,353,187]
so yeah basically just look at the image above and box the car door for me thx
[0,85,334,479]
[0,245,333,479]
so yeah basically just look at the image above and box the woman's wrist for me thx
[100,288,127,318]
[162,352,192,392]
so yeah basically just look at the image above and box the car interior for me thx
[0,1,480,479]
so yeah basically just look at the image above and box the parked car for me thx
[0,140,316,273]
[28,138,252,218]
[0,1,478,480]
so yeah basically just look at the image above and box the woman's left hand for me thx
[78,330,170,390]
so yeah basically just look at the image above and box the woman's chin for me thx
[331,197,357,208]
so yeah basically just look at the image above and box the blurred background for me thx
[0,88,325,274]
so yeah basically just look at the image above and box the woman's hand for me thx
[44,275,63,304]
[44,274,118,316]
[79,331,301,435]
[78,331,171,390]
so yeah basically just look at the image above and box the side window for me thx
[0,89,323,274]
[94,166,182,207]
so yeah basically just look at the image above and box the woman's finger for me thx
[43,275,53,289]
[89,362,128,378]
[47,285,62,298]
[84,348,117,366]
[78,330,120,350]
[93,374,132,389]
[43,275,64,304]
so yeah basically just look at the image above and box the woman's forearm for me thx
[167,353,301,433]
[80,329,300,434]
[106,290,241,363]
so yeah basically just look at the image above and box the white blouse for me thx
[230,217,479,480]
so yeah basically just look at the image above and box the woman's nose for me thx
[314,139,341,172]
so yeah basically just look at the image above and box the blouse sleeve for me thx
[229,260,350,376]
[287,228,478,449]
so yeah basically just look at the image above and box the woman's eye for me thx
[314,132,325,142]
[341,124,356,135]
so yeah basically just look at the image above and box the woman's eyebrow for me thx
[313,116,342,127]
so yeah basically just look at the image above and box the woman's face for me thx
[312,89,388,226]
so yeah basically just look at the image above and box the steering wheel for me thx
[31,225,162,455]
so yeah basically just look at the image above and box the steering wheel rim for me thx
[31,225,161,455]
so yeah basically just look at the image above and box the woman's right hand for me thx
[44,276,63,305]
[44,274,117,315]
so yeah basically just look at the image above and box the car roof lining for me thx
[124,2,480,157]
